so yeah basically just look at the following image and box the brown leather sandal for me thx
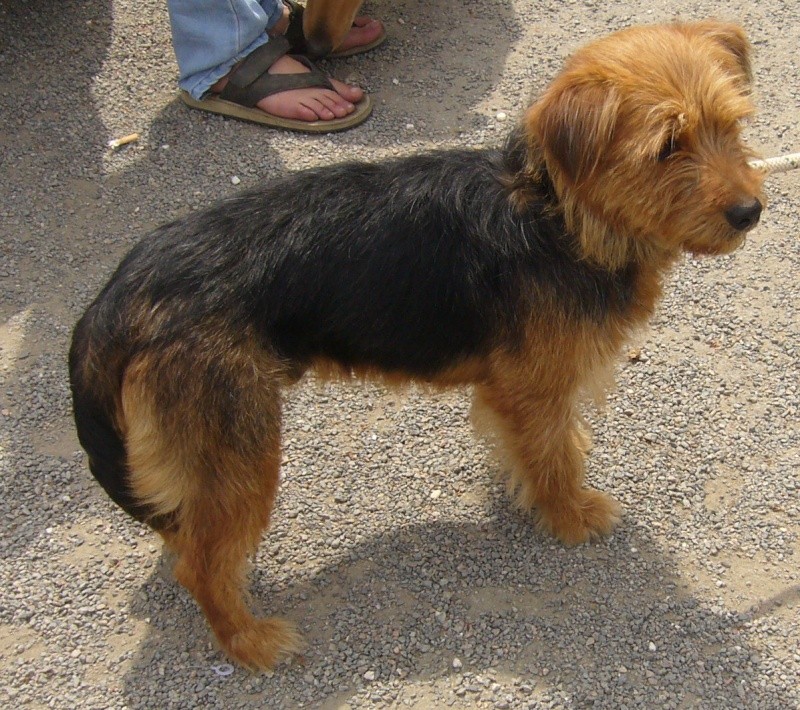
[178,35,372,133]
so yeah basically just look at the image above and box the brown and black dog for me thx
[70,21,764,670]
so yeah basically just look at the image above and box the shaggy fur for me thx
[70,21,764,669]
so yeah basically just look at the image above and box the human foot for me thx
[329,16,385,57]
[212,52,363,123]
[180,36,372,132]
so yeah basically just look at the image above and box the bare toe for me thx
[316,91,355,117]
[301,97,337,121]
[329,77,364,105]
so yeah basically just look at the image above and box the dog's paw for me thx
[538,488,621,546]
[225,617,303,671]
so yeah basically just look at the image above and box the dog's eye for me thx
[658,135,678,161]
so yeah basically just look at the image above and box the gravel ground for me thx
[1,0,798,708]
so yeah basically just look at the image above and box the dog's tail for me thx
[69,300,166,529]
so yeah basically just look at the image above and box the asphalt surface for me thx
[0,0,798,708]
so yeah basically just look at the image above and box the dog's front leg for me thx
[473,373,621,545]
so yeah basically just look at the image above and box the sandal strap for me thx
[283,0,309,54]
[219,35,333,108]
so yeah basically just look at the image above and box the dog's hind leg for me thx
[168,457,302,671]
[121,348,301,670]
[472,361,621,546]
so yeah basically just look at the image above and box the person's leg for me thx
[168,0,281,100]
[168,0,379,123]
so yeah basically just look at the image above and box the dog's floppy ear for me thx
[526,81,621,188]
[682,21,752,86]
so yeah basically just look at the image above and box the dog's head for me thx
[523,21,765,269]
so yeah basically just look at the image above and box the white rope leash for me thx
[748,153,800,174]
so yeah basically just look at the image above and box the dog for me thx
[69,21,764,670]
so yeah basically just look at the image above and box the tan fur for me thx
[522,22,762,270]
[122,337,303,666]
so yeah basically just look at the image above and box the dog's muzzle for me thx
[724,198,762,232]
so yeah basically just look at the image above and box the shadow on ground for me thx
[121,488,790,707]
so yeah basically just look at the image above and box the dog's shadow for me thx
[120,481,792,707]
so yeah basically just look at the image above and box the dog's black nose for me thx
[724,198,762,231]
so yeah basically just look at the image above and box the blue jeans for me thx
[167,0,285,100]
